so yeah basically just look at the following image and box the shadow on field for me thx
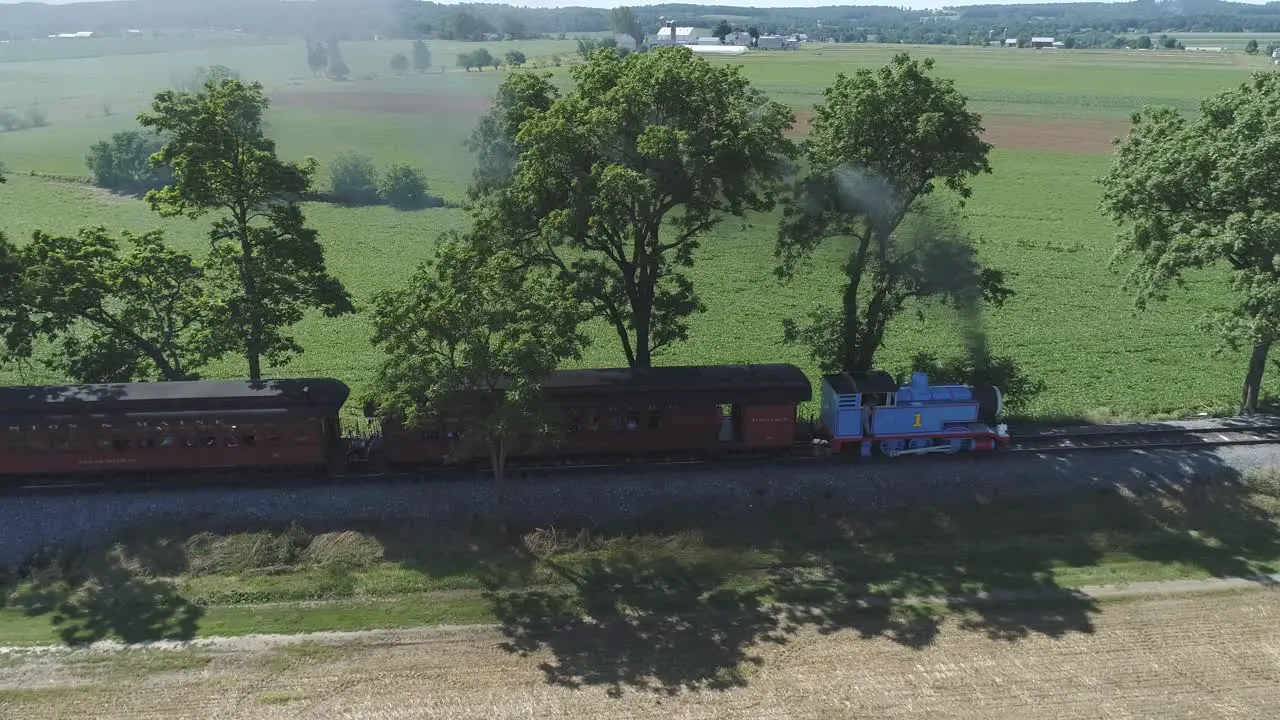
[5,543,203,646]
[3,448,1279,682]
[483,449,1280,696]
[483,550,788,696]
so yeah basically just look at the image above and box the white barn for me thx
[648,20,703,46]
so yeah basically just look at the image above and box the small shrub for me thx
[85,129,172,195]
[186,527,309,576]
[0,110,26,132]
[379,163,429,209]
[171,65,239,93]
[1246,471,1280,500]
[391,52,409,74]
[327,59,350,80]
[328,152,380,205]
[302,531,384,568]
[25,108,47,128]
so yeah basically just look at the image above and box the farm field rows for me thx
[1,40,1278,419]
[1,591,1278,719]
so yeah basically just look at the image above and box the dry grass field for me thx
[2,590,1278,719]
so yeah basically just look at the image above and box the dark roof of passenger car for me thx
[544,363,812,400]
[822,370,900,396]
[367,363,813,417]
[0,378,351,416]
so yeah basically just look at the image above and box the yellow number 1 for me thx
[913,413,922,428]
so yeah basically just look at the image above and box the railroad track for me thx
[1010,425,1280,453]
[7,422,1280,497]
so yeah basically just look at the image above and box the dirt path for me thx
[2,581,1279,719]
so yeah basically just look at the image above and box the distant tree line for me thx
[5,0,1280,44]
[390,1,1280,43]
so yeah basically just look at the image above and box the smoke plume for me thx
[900,200,992,375]
[828,163,992,375]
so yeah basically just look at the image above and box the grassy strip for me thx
[0,595,494,647]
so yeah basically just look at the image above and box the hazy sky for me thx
[0,0,1274,11]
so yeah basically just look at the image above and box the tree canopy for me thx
[1099,71,1280,413]
[471,45,797,367]
[776,52,1008,373]
[369,231,588,515]
[9,228,212,382]
[138,77,354,380]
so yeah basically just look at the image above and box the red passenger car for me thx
[0,378,350,479]
[372,363,814,469]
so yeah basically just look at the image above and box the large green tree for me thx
[138,77,354,380]
[10,228,214,382]
[369,231,588,519]
[470,45,796,368]
[609,6,644,47]
[776,52,1008,373]
[1100,71,1280,413]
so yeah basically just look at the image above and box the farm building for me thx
[1273,47,1279,64]
[647,19,708,46]
[757,35,799,50]
[613,33,638,51]
[1030,36,1055,48]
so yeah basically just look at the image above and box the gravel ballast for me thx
[2,445,1279,569]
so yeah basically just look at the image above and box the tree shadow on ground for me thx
[2,513,539,646]
[7,542,202,645]
[483,550,788,696]
[485,449,1280,696]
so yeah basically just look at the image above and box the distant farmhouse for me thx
[1274,47,1280,64]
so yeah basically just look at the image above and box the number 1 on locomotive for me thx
[912,413,921,428]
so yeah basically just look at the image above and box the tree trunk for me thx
[1240,341,1272,414]
[837,271,862,371]
[837,230,872,372]
[236,210,262,381]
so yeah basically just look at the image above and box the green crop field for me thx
[1,38,1278,420]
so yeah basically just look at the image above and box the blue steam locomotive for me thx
[816,370,1009,457]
